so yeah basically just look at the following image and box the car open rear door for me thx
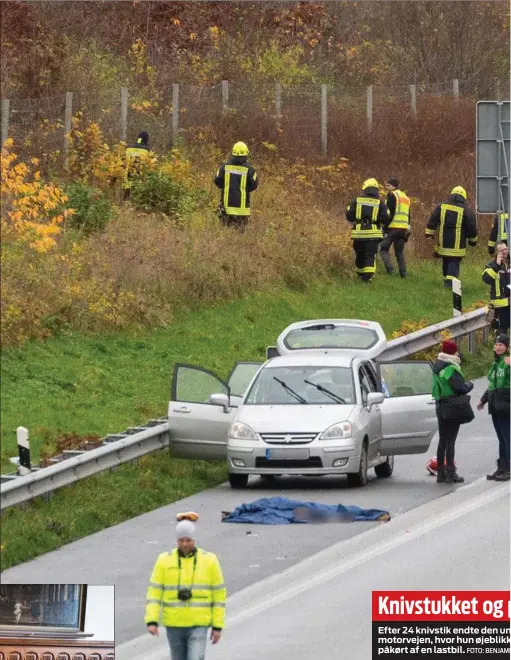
[169,364,236,461]
[376,360,438,455]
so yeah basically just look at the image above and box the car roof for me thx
[263,354,356,369]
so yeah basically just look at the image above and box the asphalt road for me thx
[1,378,508,652]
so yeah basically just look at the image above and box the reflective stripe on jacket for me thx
[145,549,226,629]
[482,259,510,308]
[345,194,389,240]
[124,146,150,188]
[388,190,410,230]
[214,161,258,216]
[488,213,509,253]
[425,198,478,257]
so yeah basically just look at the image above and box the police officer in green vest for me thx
[488,212,509,255]
[432,339,474,484]
[380,176,411,278]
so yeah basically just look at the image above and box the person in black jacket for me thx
[431,339,474,484]
[482,242,510,336]
[488,212,508,255]
[425,186,478,288]
[345,178,390,282]
[214,141,258,234]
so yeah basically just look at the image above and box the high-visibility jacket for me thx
[124,143,150,189]
[145,548,226,629]
[214,158,258,216]
[432,363,465,399]
[488,213,509,255]
[387,189,411,230]
[482,258,510,308]
[345,191,390,240]
[425,196,478,257]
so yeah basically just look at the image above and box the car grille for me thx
[259,432,318,445]
[255,457,323,469]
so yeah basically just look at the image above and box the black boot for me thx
[436,466,447,483]
[445,468,464,484]
[487,459,504,481]
[495,460,510,481]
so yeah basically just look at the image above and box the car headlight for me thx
[320,421,352,440]
[229,422,258,441]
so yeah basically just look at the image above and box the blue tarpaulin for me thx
[221,496,390,524]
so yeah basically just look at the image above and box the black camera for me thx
[178,588,192,601]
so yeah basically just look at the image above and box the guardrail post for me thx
[452,279,462,316]
[16,427,32,476]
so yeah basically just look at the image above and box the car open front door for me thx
[227,361,263,407]
[169,364,237,461]
[376,360,438,455]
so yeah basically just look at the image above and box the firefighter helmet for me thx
[451,186,467,200]
[232,141,249,157]
[362,178,379,190]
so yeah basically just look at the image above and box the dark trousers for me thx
[493,306,511,335]
[436,419,461,471]
[492,415,510,465]
[380,229,407,275]
[220,212,249,234]
[442,256,462,287]
[353,239,379,281]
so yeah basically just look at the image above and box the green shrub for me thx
[65,182,115,235]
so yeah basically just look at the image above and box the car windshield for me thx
[283,324,378,350]
[244,366,355,405]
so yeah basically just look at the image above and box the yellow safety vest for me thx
[145,549,226,629]
[498,213,509,242]
[388,189,410,230]
[351,196,384,239]
[124,146,150,189]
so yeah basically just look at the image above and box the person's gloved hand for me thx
[465,381,474,393]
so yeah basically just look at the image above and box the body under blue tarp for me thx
[221,496,390,524]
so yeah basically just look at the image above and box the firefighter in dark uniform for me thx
[214,141,258,234]
[482,241,510,336]
[380,176,411,278]
[488,212,509,255]
[425,186,478,288]
[346,178,390,282]
[123,131,150,200]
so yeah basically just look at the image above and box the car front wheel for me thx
[229,473,249,489]
[375,455,394,478]
[347,443,368,487]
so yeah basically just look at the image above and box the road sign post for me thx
[476,101,510,216]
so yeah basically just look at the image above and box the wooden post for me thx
[120,87,129,142]
[172,84,179,142]
[1,98,10,147]
[64,92,73,169]
[367,85,373,133]
[275,83,282,119]
[222,80,229,111]
[453,78,459,101]
[410,84,417,117]
[321,84,328,156]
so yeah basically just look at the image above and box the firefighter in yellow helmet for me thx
[123,130,151,200]
[214,141,258,234]
[425,186,478,288]
[146,519,226,658]
[380,176,411,278]
[345,178,391,282]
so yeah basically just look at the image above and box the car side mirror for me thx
[209,393,230,413]
[367,392,385,409]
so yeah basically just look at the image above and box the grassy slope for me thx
[0,258,492,570]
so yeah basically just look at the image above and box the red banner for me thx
[372,591,511,622]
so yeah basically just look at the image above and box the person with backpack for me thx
[477,334,510,481]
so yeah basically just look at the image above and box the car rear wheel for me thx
[347,443,368,487]
[229,473,249,489]
[375,455,394,478]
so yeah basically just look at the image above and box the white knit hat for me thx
[176,520,196,540]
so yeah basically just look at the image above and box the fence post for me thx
[172,83,179,142]
[63,92,73,169]
[452,278,462,316]
[453,79,459,101]
[222,80,229,111]
[321,84,328,156]
[409,84,417,117]
[367,85,373,133]
[16,427,32,476]
[1,99,10,147]
[275,83,282,119]
[120,87,129,142]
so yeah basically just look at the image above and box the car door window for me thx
[172,364,228,403]
[379,361,433,397]
[362,362,379,392]
[358,366,374,404]
[227,362,262,397]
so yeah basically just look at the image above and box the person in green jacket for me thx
[477,334,510,481]
[432,339,474,484]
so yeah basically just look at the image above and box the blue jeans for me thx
[166,626,208,660]
[492,415,510,465]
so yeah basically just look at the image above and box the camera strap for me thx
[177,552,198,591]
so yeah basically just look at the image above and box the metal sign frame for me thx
[476,100,510,216]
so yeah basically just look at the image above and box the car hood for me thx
[236,404,357,432]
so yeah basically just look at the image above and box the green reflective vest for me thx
[487,355,510,392]
[432,363,465,400]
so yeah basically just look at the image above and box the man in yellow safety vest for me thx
[379,176,411,278]
[123,131,151,199]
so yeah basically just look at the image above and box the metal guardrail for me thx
[0,307,489,511]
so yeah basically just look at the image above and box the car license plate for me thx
[265,448,310,460]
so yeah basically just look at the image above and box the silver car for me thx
[168,319,438,488]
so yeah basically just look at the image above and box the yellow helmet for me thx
[451,186,467,200]
[232,141,249,157]
[362,178,379,190]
